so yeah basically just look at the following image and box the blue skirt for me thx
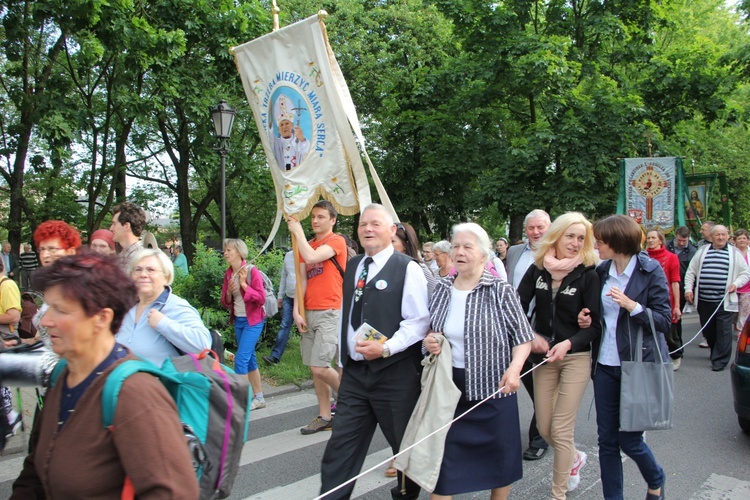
[432,368,523,495]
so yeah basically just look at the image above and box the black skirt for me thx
[432,368,523,495]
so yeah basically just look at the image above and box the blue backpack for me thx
[51,349,251,499]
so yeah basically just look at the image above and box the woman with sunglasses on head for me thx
[117,249,210,367]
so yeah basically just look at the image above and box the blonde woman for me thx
[517,213,601,499]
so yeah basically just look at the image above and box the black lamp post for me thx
[210,99,236,243]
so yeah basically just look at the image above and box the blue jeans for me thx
[270,296,294,361]
[234,317,265,375]
[594,363,665,500]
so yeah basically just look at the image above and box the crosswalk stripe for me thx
[249,392,319,422]
[242,448,394,500]
[690,473,750,499]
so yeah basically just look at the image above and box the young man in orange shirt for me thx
[287,200,347,434]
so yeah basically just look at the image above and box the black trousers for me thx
[698,299,735,370]
[320,358,422,499]
[521,359,547,449]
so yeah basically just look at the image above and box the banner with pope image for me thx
[233,13,385,220]
[622,157,676,231]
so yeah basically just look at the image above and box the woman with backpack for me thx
[11,252,198,498]
[117,248,211,366]
[221,238,267,410]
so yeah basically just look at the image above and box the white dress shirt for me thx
[343,245,430,362]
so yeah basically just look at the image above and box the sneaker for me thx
[672,358,681,371]
[300,416,333,435]
[263,355,279,365]
[568,451,587,492]
[522,445,548,461]
[251,397,267,410]
[699,340,709,348]
[330,402,337,415]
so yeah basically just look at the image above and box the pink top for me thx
[220,261,266,325]
[739,251,750,294]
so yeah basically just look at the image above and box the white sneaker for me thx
[672,358,682,371]
[699,340,709,348]
[251,397,267,410]
[568,451,587,492]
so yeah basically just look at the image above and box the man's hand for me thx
[685,291,694,304]
[293,311,308,333]
[286,217,305,239]
[277,298,283,309]
[530,334,550,354]
[355,340,386,360]
[294,126,306,142]
[499,367,521,394]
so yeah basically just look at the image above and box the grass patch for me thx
[257,335,312,387]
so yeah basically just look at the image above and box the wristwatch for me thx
[381,343,391,358]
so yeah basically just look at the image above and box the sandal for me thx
[385,461,398,478]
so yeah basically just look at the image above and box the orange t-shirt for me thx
[300,233,347,310]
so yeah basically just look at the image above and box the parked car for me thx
[731,317,750,433]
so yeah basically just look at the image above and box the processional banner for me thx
[233,13,394,222]
[623,157,676,232]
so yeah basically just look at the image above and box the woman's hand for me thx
[577,308,592,329]
[228,278,238,295]
[530,334,550,354]
[499,367,521,394]
[606,286,637,312]
[148,309,164,329]
[545,339,571,363]
[672,306,682,323]
[237,267,248,291]
[425,333,442,355]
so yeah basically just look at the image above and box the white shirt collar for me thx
[608,254,638,279]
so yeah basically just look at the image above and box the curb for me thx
[262,379,314,398]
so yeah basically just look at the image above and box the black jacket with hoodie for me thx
[517,263,602,353]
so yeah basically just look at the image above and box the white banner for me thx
[624,157,676,231]
[234,14,388,220]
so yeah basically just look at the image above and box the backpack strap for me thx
[101,360,181,428]
[328,256,345,278]
[49,359,68,388]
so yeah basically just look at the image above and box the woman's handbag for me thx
[619,309,674,432]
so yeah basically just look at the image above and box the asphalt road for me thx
[0,312,748,499]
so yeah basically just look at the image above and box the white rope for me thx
[314,357,549,500]
[668,292,727,355]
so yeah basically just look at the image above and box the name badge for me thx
[375,279,388,290]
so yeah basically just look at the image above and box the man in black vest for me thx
[320,204,430,500]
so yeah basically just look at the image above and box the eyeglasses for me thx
[131,266,164,276]
[38,247,64,254]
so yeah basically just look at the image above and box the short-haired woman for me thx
[221,239,267,410]
[424,222,533,500]
[11,253,198,498]
[432,240,453,278]
[589,214,671,500]
[117,249,211,366]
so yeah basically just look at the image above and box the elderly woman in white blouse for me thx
[424,223,533,500]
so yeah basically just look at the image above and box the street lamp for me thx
[211,99,236,243]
